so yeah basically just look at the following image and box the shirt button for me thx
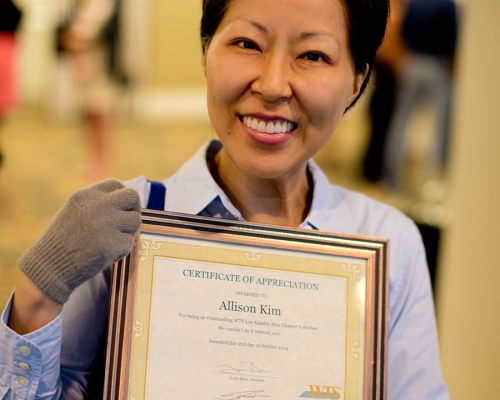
[18,362,31,372]
[19,346,31,356]
[17,376,29,386]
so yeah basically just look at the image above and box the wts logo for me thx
[300,385,341,399]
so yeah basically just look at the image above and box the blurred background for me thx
[0,0,498,398]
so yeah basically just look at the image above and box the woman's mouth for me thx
[241,116,296,134]
[238,114,297,146]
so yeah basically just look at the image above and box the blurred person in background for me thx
[57,0,124,182]
[362,0,409,184]
[383,0,458,191]
[0,0,23,169]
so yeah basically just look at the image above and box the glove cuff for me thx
[18,230,74,304]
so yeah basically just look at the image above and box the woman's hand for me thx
[8,179,141,334]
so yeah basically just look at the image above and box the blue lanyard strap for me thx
[146,181,166,211]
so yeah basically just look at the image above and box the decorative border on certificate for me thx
[104,211,388,400]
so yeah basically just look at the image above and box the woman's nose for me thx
[250,51,293,103]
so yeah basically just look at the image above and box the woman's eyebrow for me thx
[226,18,268,33]
[297,31,341,48]
[299,31,333,40]
[225,19,340,47]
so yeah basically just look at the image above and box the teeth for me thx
[257,121,266,132]
[243,116,295,134]
[275,121,282,133]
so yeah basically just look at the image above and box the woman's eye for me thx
[303,52,325,62]
[237,40,258,50]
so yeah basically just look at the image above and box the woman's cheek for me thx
[303,85,343,127]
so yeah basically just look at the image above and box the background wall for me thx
[437,0,500,398]
[136,0,208,119]
[146,0,205,88]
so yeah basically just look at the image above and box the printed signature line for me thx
[213,372,282,379]
[213,389,271,399]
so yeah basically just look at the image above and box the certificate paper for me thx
[105,212,388,400]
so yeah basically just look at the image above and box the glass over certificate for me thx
[104,211,388,400]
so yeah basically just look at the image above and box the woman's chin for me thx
[236,158,308,182]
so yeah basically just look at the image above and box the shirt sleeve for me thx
[0,295,64,399]
[124,175,150,208]
[0,265,112,400]
[387,221,449,400]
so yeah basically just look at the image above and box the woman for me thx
[0,0,448,398]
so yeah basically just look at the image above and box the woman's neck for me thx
[208,148,313,227]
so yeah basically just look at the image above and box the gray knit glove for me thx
[18,179,141,304]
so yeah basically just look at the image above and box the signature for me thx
[217,361,270,375]
[217,390,270,399]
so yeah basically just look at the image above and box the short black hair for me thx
[200,0,389,106]
[341,0,390,105]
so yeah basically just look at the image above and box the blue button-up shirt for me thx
[0,141,449,399]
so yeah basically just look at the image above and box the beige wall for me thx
[437,0,500,398]
[146,0,205,88]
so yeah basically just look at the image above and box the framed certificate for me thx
[104,210,389,400]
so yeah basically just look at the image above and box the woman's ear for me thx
[348,63,370,106]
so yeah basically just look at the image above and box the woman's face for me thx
[204,0,365,181]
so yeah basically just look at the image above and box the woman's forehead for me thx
[219,0,348,37]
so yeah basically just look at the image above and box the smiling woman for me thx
[0,0,449,399]
[204,0,366,226]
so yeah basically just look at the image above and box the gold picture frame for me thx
[104,210,388,400]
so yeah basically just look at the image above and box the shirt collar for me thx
[302,158,339,230]
[164,141,243,219]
